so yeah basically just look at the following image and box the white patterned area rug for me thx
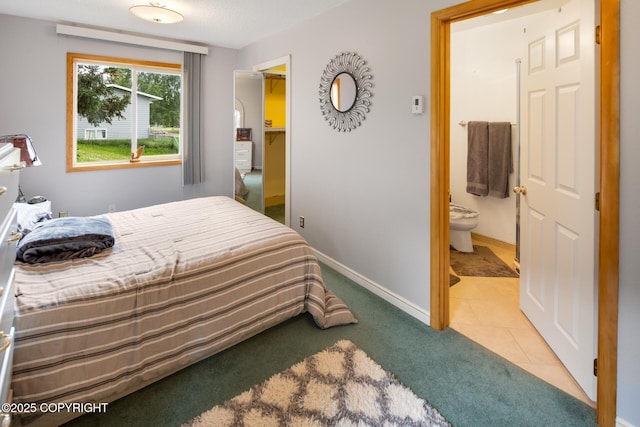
[183,340,451,427]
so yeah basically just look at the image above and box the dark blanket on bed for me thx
[16,216,114,264]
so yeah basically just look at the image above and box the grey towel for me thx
[466,121,489,196]
[488,122,513,199]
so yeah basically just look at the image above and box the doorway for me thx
[234,71,264,213]
[255,56,290,226]
[233,55,291,226]
[447,1,592,404]
[430,0,620,425]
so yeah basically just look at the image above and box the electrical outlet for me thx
[299,216,305,228]
[108,204,116,213]
[59,211,68,218]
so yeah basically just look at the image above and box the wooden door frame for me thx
[429,1,620,426]
[253,55,292,226]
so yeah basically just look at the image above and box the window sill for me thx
[67,158,182,172]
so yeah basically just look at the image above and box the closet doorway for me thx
[233,55,291,226]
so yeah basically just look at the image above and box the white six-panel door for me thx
[519,0,597,401]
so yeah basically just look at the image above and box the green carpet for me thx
[64,263,596,427]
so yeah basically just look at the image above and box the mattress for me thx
[11,196,356,425]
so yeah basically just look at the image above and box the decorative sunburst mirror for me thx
[319,52,373,132]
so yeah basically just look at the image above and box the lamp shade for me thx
[0,134,41,167]
[129,3,183,24]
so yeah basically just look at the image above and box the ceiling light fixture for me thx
[129,2,183,24]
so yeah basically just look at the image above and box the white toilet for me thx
[450,203,479,253]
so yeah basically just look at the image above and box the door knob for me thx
[513,185,527,195]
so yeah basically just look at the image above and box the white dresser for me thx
[0,145,20,426]
[234,141,252,174]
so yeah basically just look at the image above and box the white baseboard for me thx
[313,250,640,425]
[313,250,430,326]
[617,417,637,427]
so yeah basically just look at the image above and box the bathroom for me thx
[449,11,522,253]
[446,0,595,404]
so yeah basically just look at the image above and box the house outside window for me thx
[67,53,182,171]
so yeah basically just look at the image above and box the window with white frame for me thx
[84,129,107,140]
[234,98,245,130]
[67,53,183,171]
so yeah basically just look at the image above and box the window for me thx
[234,98,245,129]
[84,129,107,140]
[67,53,182,171]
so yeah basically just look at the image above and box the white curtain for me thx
[183,52,204,185]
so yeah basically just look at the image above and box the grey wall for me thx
[238,0,449,317]
[237,0,639,424]
[0,14,237,217]
[618,0,640,423]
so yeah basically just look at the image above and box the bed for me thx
[234,167,249,199]
[11,196,356,426]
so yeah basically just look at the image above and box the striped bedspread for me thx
[12,196,356,425]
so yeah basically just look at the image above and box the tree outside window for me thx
[67,53,182,171]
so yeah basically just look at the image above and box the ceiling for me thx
[0,0,351,49]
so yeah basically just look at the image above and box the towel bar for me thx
[458,120,516,127]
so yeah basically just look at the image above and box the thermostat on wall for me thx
[412,95,424,114]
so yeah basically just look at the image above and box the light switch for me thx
[412,95,424,114]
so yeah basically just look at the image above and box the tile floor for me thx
[449,234,594,407]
